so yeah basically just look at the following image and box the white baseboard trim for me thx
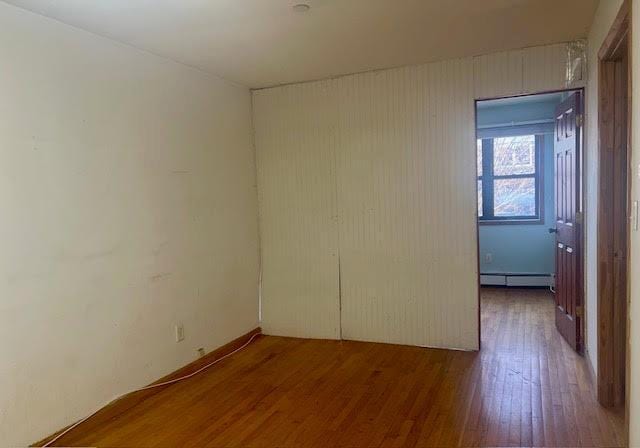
[480,273,554,287]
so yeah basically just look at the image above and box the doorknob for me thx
[548,228,558,233]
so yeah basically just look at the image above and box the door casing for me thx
[596,0,631,420]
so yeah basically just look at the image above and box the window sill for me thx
[478,218,544,226]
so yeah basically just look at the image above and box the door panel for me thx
[554,92,583,352]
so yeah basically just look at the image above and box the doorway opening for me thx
[475,89,584,353]
[472,88,628,444]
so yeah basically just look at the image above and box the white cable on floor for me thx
[41,332,261,447]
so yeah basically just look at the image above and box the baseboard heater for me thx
[480,273,554,287]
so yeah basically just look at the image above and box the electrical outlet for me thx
[485,253,493,263]
[175,323,185,342]
[197,348,206,358]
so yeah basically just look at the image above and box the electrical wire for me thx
[41,332,261,447]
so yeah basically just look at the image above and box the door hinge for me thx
[576,113,584,127]
[576,305,584,318]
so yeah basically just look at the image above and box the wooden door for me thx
[553,92,583,352]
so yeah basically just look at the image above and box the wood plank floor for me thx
[45,288,625,447]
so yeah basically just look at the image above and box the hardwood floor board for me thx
[40,287,625,447]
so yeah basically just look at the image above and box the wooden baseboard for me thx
[33,327,262,447]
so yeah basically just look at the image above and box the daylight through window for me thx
[477,135,542,222]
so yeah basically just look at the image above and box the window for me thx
[477,135,542,223]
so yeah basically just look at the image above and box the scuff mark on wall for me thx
[150,272,172,282]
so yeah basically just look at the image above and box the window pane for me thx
[477,139,483,176]
[494,177,536,217]
[493,135,536,175]
[477,180,483,217]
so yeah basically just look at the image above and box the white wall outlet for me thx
[485,253,493,263]
[175,323,185,342]
[197,347,206,358]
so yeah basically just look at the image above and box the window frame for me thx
[477,134,544,225]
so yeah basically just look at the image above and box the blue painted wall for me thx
[477,99,560,275]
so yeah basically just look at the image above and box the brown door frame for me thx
[596,0,631,415]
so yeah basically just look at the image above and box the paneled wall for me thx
[254,43,581,351]
[474,43,581,99]
[254,81,341,339]
[334,61,476,348]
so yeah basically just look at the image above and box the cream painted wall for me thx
[629,2,639,445]
[254,43,575,351]
[584,0,624,383]
[0,3,259,446]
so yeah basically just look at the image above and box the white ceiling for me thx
[3,0,598,89]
